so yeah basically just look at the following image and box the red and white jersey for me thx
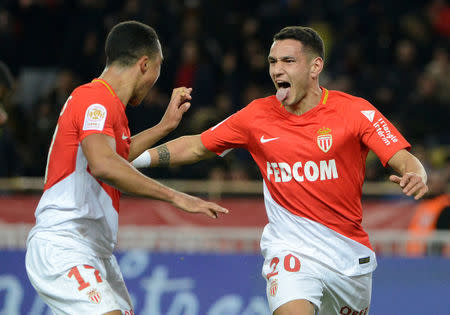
[201,88,410,275]
[27,79,131,257]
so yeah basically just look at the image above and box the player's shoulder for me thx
[71,81,114,105]
[229,95,278,124]
[250,95,278,106]
[328,90,372,107]
[242,95,278,112]
[327,89,376,115]
[66,81,118,120]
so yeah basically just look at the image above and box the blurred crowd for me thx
[0,0,448,187]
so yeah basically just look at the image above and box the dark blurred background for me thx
[0,0,449,185]
[0,3,449,314]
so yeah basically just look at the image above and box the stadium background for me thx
[0,0,449,314]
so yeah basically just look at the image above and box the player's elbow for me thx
[186,135,211,161]
[88,157,113,181]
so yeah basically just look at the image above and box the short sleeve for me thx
[201,108,250,156]
[71,95,117,142]
[356,100,410,166]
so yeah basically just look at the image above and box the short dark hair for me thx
[105,21,160,66]
[0,61,14,90]
[273,26,324,60]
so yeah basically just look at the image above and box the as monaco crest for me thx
[87,288,102,304]
[317,127,332,153]
[270,279,278,297]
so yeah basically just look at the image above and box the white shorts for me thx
[262,248,372,315]
[26,236,134,315]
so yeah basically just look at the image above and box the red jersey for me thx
[201,88,410,275]
[28,79,131,257]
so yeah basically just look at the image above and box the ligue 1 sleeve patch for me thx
[83,104,107,131]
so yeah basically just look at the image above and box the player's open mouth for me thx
[277,81,291,89]
[276,81,291,103]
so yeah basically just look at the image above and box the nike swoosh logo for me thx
[122,133,129,140]
[260,135,279,143]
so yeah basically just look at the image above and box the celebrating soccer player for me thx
[134,26,429,315]
[25,21,228,315]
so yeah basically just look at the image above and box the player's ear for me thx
[310,56,323,79]
[138,55,150,74]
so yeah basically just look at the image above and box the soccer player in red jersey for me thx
[25,21,228,315]
[134,26,429,314]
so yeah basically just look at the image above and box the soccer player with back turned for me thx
[25,21,228,315]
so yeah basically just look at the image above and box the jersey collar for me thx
[91,78,117,97]
[320,87,329,105]
[91,78,126,108]
[275,87,329,121]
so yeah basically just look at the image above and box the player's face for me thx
[268,39,314,106]
[129,45,163,106]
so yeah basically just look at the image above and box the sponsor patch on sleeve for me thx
[359,256,370,264]
[372,117,398,146]
[83,104,107,131]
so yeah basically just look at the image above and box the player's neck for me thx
[98,66,137,106]
[285,85,322,116]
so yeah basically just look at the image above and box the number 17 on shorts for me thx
[68,265,103,302]
[58,264,129,314]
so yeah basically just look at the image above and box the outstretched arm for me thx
[128,87,192,161]
[82,133,227,218]
[134,135,216,168]
[387,149,429,200]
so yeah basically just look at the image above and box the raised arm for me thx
[128,87,192,161]
[82,133,227,218]
[387,149,429,200]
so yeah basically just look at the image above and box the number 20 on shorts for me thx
[266,253,301,280]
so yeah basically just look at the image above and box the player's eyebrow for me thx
[268,56,296,62]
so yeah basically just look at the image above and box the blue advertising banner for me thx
[1,250,449,315]
[0,250,269,315]
[371,256,450,315]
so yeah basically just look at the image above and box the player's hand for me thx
[171,191,229,219]
[159,87,192,132]
[389,172,429,200]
